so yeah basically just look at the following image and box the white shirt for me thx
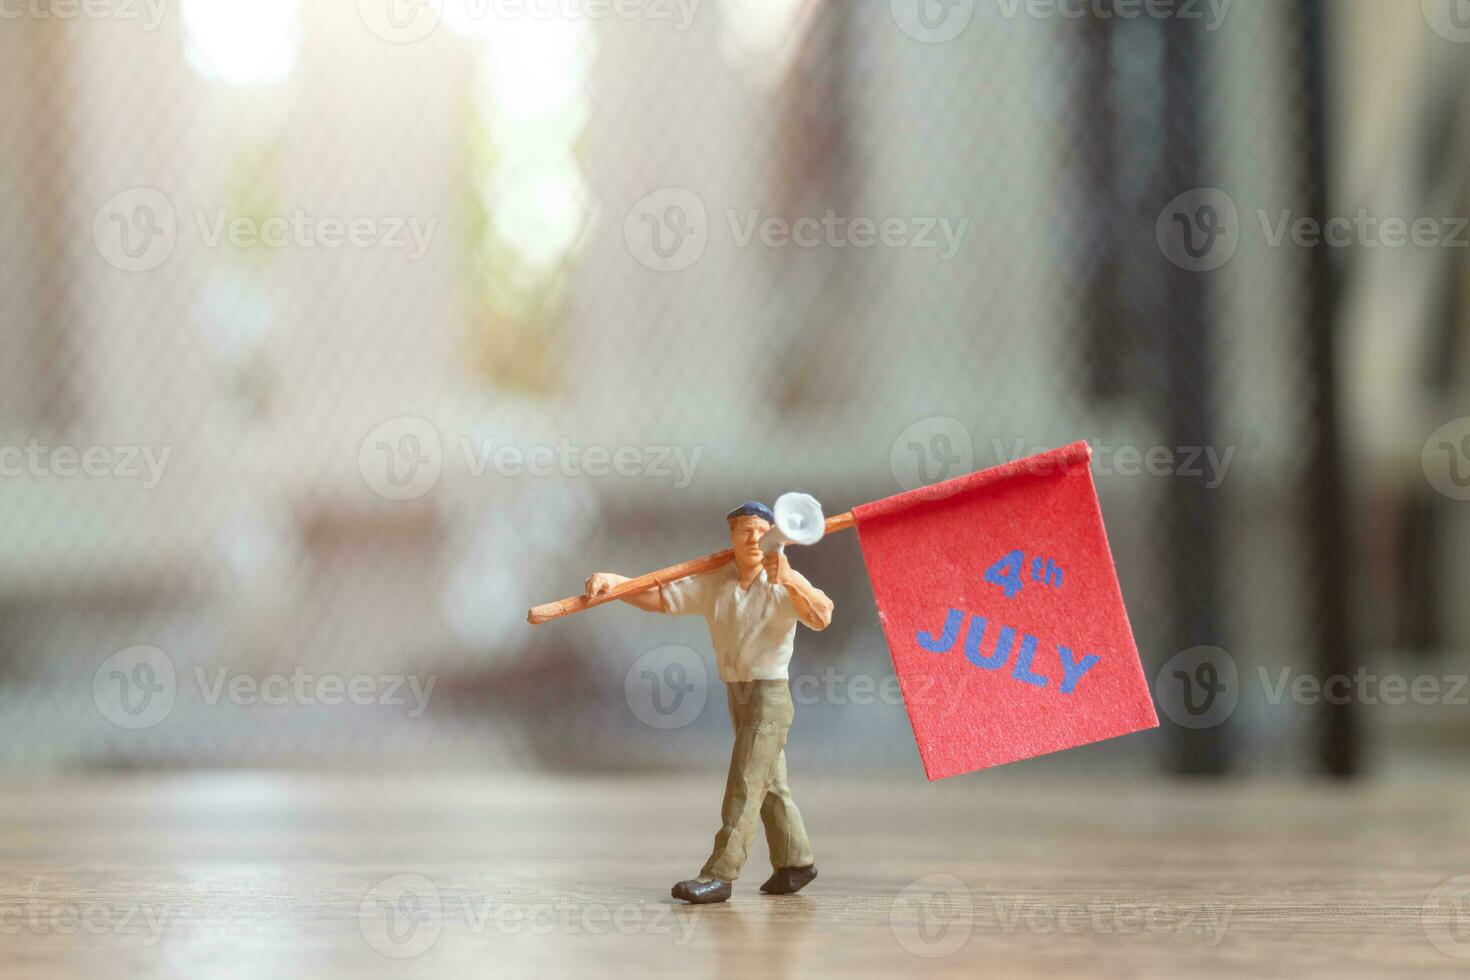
[662,563,800,682]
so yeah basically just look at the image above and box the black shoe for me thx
[759,865,818,895]
[671,878,732,904]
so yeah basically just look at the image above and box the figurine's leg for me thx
[760,749,813,870]
[699,681,793,883]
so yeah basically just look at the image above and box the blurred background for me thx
[0,0,1465,784]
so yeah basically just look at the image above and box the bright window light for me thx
[718,0,810,85]
[182,0,302,86]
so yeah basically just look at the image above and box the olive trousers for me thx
[700,680,814,882]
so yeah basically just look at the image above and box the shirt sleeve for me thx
[771,581,798,617]
[661,571,717,617]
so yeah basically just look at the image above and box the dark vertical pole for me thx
[1301,0,1359,777]
[1159,15,1228,775]
[21,22,79,430]
[1078,13,1122,403]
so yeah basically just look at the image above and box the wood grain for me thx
[1,773,1468,978]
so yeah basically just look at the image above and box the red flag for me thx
[853,441,1157,780]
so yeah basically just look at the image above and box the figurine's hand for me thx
[585,572,628,598]
[762,549,790,585]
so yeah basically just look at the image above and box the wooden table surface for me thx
[2,772,1469,978]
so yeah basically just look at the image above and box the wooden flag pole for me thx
[526,511,856,625]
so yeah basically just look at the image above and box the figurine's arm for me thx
[764,552,833,631]
[584,573,666,613]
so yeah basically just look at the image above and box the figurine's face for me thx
[728,515,771,573]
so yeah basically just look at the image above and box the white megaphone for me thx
[759,492,826,555]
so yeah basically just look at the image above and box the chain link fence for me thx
[0,0,1360,776]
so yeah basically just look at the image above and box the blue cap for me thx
[726,501,774,523]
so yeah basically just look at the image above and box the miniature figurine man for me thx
[585,502,834,904]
